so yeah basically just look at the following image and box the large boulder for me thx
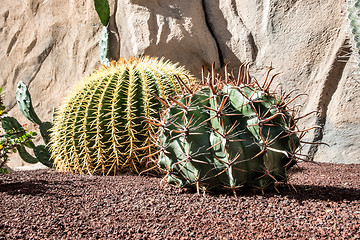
[0,0,101,168]
[1,0,358,168]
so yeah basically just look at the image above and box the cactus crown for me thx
[50,56,195,175]
[151,64,307,194]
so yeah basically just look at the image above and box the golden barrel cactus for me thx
[50,57,194,175]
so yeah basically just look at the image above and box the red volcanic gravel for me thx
[0,162,359,239]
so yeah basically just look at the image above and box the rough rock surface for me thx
[0,0,101,168]
[0,0,359,168]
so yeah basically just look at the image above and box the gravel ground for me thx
[0,162,359,239]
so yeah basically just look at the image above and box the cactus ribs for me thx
[148,63,318,194]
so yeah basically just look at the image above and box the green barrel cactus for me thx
[152,65,302,194]
[50,56,194,175]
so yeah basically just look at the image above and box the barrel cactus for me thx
[151,65,304,194]
[50,56,194,175]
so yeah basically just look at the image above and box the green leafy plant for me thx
[149,64,311,195]
[0,88,37,173]
[50,56,195,175]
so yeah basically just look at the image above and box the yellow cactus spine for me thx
[50,57,194,175]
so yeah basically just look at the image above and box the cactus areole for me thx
[152,64,303,194]
[50,57,194,175]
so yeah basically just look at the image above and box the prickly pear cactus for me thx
[50,57,195,175]
[16,82,42,126]
[94,0,110,26]
[152,65,305,194]
[16,82,52,145]
[99,26,110,66]
[347,0,360,67]
[15,81,53,167]
[94,0,110,66]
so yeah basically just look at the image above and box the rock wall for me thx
[1,0,101,168]
[1,0,359,168]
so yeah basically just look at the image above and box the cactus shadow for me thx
[198,184,360,202]
[0,179,77,197]
[271,184,360,202]
[0,180,51,196]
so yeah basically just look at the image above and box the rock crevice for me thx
[201,0,224,67]
[308,36,351,160]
